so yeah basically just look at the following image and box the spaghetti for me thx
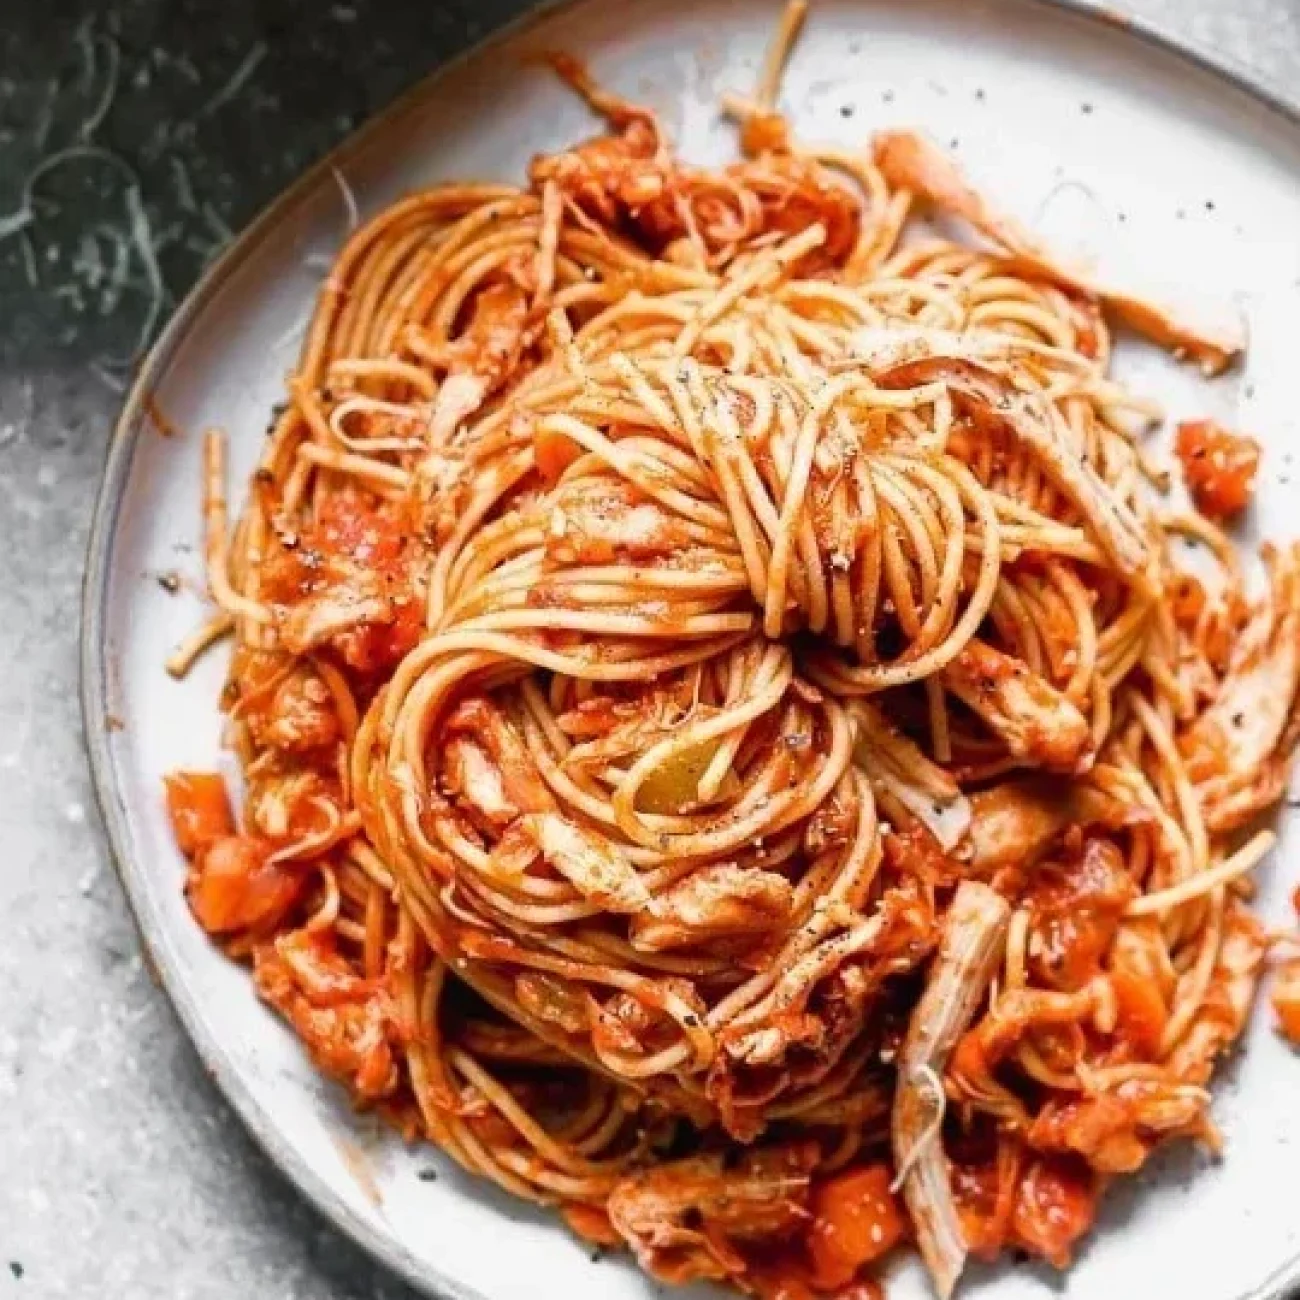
[162,10,1300,1298]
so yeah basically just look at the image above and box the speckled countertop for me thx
[1,1,1298,1297]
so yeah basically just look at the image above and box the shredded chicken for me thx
[630,863,793,952]
[964,778,1137,877]
[1183,542,1300,833]
[537,57,857,272]
[254,930,399,1102]
[708,886,935,1141]
[529,104,669,226]
[243,769,337,846]
[520,812,650,912]
[893,881,1011,1299]
[873,129,1244,375]
[943,638,1093,772]
[258,488,425,673]
[606,1143,818,1287]
[279,575,397,657]
[1027,1080,1207,1174]
[850,699,971,850]
[1168,901,1268,1085]
[427,278,531,445]
[513,970,591,1037]
[252,666,340,753]
[546,480,695,565]
[446,697,555,814]
[444,737,519,828]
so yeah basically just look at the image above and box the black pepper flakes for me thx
[1080,102,1094,115]
[417,1168,439,1182]
[264,400,289,437]
[156,571,181,595]
[8,1262,23,1280]
[840,103,854,119]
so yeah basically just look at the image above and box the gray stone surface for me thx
[0,1,1294,1297]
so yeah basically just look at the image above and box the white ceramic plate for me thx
[83,1,1300,1297]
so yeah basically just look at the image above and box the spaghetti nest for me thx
[164,20,1300,1300]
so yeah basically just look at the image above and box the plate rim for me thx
[78,3,1300,1298]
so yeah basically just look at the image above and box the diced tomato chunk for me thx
[187,834,302,935]
[750,1270,817,1300]
[164,771,235,858]
[1011,1155,1097,1268]
[1272,961,1300,1046]
[951,1140,1022,1262]
[753,1273,884,1300]
[332,595,423,674]
[314,489,407,571]
[1175,419,1260,520]
[1110,967,1169,1056]
[561,1204,623,1247]
[882,820,956,886]
[807,1164,906,1290]
[1025,838,1136,990]
[837,1286,885,1300]
[534,422,583,485]
[465,1106,521,1149]
[1169,571,1206,629]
